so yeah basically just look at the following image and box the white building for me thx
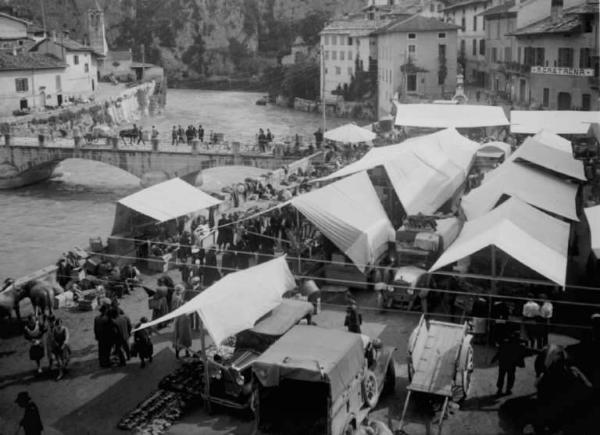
[30,36,100,99]
[0,51,66,115]
[0,12,34,53]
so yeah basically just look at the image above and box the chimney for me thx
[550,0,563,20]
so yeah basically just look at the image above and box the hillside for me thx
[1,0,366,80]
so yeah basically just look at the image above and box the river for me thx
[0,89,348,278]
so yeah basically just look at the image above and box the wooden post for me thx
[488,245,497,344]
[200,320,212,414]
[295,209,301,273]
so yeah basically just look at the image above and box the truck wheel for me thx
[342,419,356,435]
[362,370,379,408]
[383,360,396,395]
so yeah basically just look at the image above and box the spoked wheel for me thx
[362,370,379,408]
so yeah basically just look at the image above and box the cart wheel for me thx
[362,370,379,408]
[383,360,396,395]
[462,345,474,396]
[342,419,357,435]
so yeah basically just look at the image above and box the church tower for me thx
[88,4,108,56]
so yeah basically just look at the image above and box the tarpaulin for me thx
[324,123,376,143]
[510,111,600,134]
[584,205,600,258]
[532,130,573,154]
[395,103,509,128]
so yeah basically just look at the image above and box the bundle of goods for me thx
[158,359,204,397]
[118,389,185,433]
[74,286,106,311]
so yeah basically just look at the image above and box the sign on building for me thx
[531,66,594,77]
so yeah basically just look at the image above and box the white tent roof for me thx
[291,172,394,272]
[431,198,569,286]
[118,178,222,222]
[323,123,376,143]
[503,137,586,181]
[532,130,573,154]
[135,256,296,344]
[584,205,600,258]
[320,128,478,182]
[476,141,512,159]
[462,162,579,221]
[511,111,600,134]
[395,103,509,128]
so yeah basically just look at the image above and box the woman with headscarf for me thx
[24,315,45,374]
[133,317,154,368]
[172,285,192,359]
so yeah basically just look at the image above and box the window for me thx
[335,66,341,75]
[348,51,352,60]
[15,78,28,92]
[582,94,591,111]
[340,51,345,61]
[408,44,416,57]
[348,37,353,45]
[84,63,89,73]
[439,44,446,59]
[324,50,329,60]
[518,46,521,63]
[504,47,512,62]
[348,67,353,76]
[523,47,535,66]
[483,18,485,31]
[580,48,592,68]
[332,36,337,45]
[324,35,329,45]
[473,16,477,32]
[491,47,497,62]
[461,17,466,31]
[73,55,79,65]
[407,74,417,92]
[438,32,446,39]
[535,48,545,66]
[332,51,337,60]
[472,39,477,56]
[479,39,485,55]
[55,75,61,90]
[460,39,466,54]
[408,33,416,40]
[543,88,549,107]
[430,3,435,12]
[558,48,573,67]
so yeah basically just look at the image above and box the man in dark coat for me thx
[111,307,132,363]
[221,248,237,276]
[94,305,113,368]
[344,304,362,334]
[15,391,43,435]
[491,331,526,396]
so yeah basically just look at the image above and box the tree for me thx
[182,33,206,75]
[280,62,320,102]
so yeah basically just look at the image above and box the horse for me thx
[13,280,57,320]
[119,128,138,145]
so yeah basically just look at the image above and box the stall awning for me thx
[503,137,586,181]
[431,198,569,286]
[291,172,394,272]
[510,111,600,135]
[462,162,579,221]
[324,123,376,143]
[584,205,600,258]
[118,178,222,222]
[533,130,573,154]
[135,256,296,345]
[395,103,509,128]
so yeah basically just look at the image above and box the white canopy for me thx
[503,137,586,181]
[118,178,222,222]
[291,172,394,272]
[431,198,569,286]
[532,130,573,154]
[511,111,600,135]
[584,205,600,258]
[462,162,579,221]
[323,123,376,143]
[395,103,509,128]
[135,256,296,344]
[476,141,512,159]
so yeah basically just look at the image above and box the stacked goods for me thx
[118,390,185,433]
[75,286,105,311]
[158,360,203,397]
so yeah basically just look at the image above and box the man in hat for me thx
[491,330,526,396]
[15,391,43,435]
[344,303,362,334]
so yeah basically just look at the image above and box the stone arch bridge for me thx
[0,143,301,189]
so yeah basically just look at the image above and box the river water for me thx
[0,89,347,278]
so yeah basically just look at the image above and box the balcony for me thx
[503,61,531,75]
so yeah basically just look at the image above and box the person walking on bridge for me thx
[172,126,178,146]
[136,125,146,145]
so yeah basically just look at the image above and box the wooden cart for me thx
[399,315,474,435]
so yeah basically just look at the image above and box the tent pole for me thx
[200,319,212,414]
[489,245,497,344]
[296,209,301,273]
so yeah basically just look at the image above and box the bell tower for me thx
[88,3,108,56]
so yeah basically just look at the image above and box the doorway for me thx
[57,94,63,106]
[557,92,572,110]
[19,98,28,110]
[519,79,526,102]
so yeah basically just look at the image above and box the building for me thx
[281,36,313,65]
[481,0,518,98]
[376,15,460,117]
[98,49,134,80]
[0,12,33,53]
[30,35,100,98]
[443,0,496,86]
[0,51,66,114]
[507,0,599,110]
[367,0,447,19]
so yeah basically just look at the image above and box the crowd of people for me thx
[171,124,206,145]
[23,313,71,381]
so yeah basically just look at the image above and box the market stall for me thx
[510,111,600,135]
[532,130,573,154]
[395,103,509,128]
[584,205,600,258]
[323,122,377,144]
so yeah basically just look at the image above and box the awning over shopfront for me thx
[112,178,222,234]
[135,256,297,344]
[510,111,600,135]
[291,171,394,272]
[461,162,579,221]
[533,130,573,154]
[395,103,509,128]
[323,123,376,143]
[502,137,586,181]
[584,205,600,258]
[431,198,569,286]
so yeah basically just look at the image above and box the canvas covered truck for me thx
[252,325,395,435]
